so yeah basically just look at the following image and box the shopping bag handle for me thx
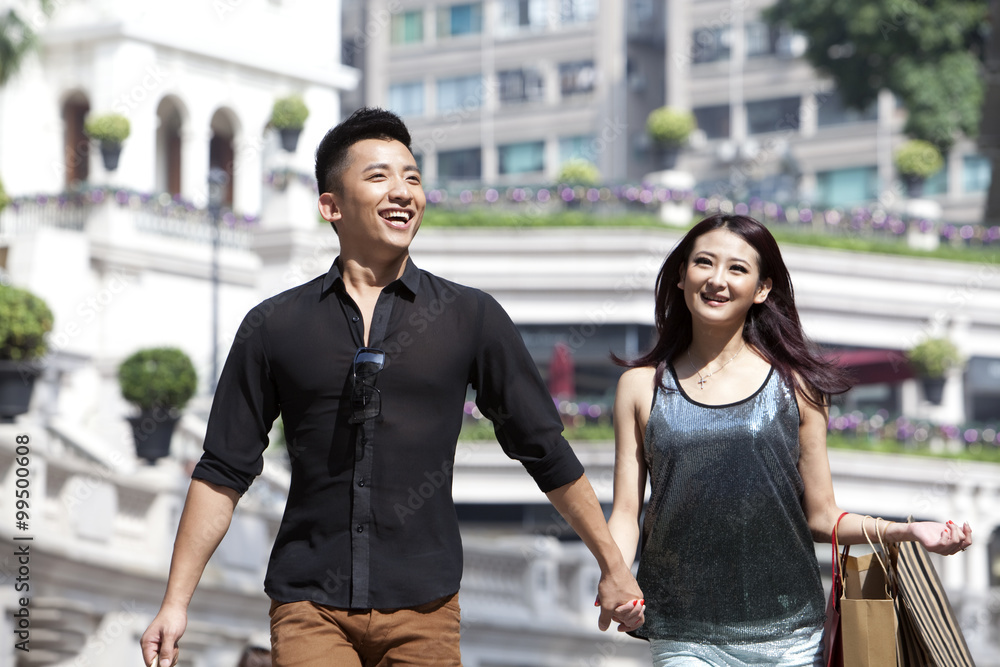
[831,511,849,610]
[861,515,895,598]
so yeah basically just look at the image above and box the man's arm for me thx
[545,474,645,632]
[140,479,240,667]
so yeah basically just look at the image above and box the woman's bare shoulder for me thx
[617,366,657,401]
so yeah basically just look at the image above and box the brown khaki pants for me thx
[268,593,462,666]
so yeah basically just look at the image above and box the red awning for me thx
[827,348,914,385]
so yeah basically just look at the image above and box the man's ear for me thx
[318,192,341,227]
[754,277,773,304]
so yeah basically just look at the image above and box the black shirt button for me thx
[352,316,360,322]
[356,524,364,533]
[358,479,365,487]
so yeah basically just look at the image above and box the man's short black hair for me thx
[314,107,413,194]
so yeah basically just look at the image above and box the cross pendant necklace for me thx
[688,342,745,389]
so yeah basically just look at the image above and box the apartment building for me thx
[343,0,667,185]
[345,0,991,222]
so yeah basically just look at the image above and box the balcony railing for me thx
[0,188,255,249]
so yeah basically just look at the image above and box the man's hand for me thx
[140,604,186,667]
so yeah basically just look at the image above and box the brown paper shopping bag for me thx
[837,518,900,667]
[890,518,975,666]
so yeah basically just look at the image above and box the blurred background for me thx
[0,0,998,664]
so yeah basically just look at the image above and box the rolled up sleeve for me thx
[470,292,585,492]
[192,305,280,495]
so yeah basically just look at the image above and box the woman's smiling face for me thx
[678,228,772,326]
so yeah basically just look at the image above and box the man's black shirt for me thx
[192,257,584,609]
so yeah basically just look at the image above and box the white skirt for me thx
[648,624,824,667]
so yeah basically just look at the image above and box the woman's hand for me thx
[596,596,646,633]
[908,520,972,555]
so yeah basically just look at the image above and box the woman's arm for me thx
[607,367,652,567]
[796,388,972,554]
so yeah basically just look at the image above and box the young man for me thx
[140,107,644,667]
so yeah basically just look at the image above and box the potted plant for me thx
[0,175,9,214]
[118,347,197,463]
[0,285,54,422]
[556,158,600,208]
[556,158,600,186]
[646,106,696,169]
[894,139,943,198]
[270,95,310,152]
[84,112,131,171]
[905,337,962,405]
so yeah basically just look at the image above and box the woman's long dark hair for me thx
[617,213,852,408]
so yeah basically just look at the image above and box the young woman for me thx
[608,214,973,666]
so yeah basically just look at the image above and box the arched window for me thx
[156,97,185,195]
[62,92,90,188]
[209,109,237,207]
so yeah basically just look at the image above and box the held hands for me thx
[594,564,645,633]
[908,520,973,556]
[595,595,646,633]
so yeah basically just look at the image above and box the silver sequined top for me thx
[633,365,826,643]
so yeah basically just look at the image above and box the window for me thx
[745,21,779,58]
[693,104,730,139]
[559,61,596,96]
[963,155,991,193]
[559,0,598,24]
[498,68,545,105]
[62,95,90,187]
[437,3,482,38]
[747,96,800,134]
[499,141,545,175]
[438,147,482,181]
[497,0,548,34]
[816,91,877,127]
[922,167,948,196]
[437,75,484,114]
[815,166,878,207]
[156,97,183,195]
[559,135,596,163]
[691,26,731,64]
[388,82,425,117]
[391,10,424,45]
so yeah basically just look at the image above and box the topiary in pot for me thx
[84,112,131,171]
[118,347,197,462]
[646,106,696,169]
[0,284,54,421]
[556,158,600,187]
[270,95,310,152]
[906,337,963,406]
[0,174,10,215]
[894,139,943,198]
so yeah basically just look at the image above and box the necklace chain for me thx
[688,342,745,389]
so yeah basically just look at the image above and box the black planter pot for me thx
[100,142,122,171]
[920,377,946,405]
[652,144,680,170]
[903,174,926,198]
[279,128,302,153]
[0,361,41,423]
[128,411,181,463]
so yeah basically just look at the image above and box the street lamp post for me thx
[207,167,229,394]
